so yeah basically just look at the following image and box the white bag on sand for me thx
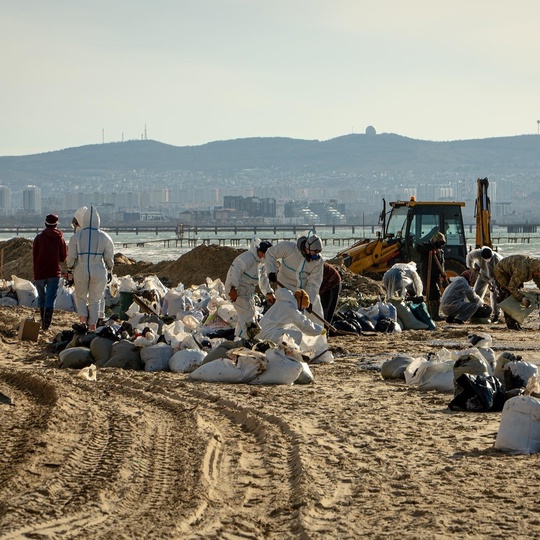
[499,291,539,324]
[55,283,75,312]
[169,349,206,373]
[190,348,266,383]
[495,396,540,454]
[250,348,303,385]
[141,343,174,372]
[12,275,38,307]
[405,357,454,392]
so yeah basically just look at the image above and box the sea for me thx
[2,225,540,264]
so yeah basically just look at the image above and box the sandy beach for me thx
[1,239,540,539]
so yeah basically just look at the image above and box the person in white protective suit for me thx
[258,288,325,346]
[225,239,276,339]
[66,206,114,331]
[440,270,492,324]
[466,246,503,322]
[382,262,424,300]
[265,233,325,320]
[68,206,105,323]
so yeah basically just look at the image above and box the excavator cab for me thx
[339,199,468,277]
[387,200,468,276]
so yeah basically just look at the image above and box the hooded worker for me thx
[382,261,424,301]
[265,233,325,321]
[440,270,492,324]
[66,206,114,332]
[257,288,325,346]
[225,239,275,339]
[466,246,503,321]
[32,213,68,330]
[415,231,447,321]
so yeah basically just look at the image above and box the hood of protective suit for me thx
[275,287,297,307]
[74,206,88,229]
[83,206,101,229]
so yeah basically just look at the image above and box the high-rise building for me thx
[0,185,12,215]
[23,185,42,214]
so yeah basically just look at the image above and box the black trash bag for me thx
[331,319,361,335]
[448,373,506,412]
[375,316,396,333]
[338,309,376,332]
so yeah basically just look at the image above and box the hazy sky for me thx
[2,0,539,156]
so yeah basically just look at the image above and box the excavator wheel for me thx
[444,259,467,281]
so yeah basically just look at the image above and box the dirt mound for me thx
[0,238,34,281]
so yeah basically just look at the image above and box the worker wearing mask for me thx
[265,233,325,320]
[466,246,503,322]
[225,239,275,339]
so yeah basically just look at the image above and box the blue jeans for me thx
[34,277,61,309]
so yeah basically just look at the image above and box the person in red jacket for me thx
[32,213,67,330]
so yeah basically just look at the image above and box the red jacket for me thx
[33,227,67,280]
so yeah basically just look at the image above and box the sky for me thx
[2,0,540,156]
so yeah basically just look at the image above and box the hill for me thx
[0,133,539,180]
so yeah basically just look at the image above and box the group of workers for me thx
[408,230,540,330]
[32,215,540,340]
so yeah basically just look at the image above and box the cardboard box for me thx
[18,318,41,341]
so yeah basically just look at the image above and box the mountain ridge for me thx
[0,133,539,181]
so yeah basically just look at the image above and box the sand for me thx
[1,241,540,539]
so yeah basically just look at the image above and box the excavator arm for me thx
[475,177,492,248]
[345,237,402,274]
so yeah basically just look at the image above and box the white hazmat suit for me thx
[265,235,324,317]
[66,206,114,329]
[258,288,324,346]
[440,276,484,322]
[382,262,423,300]
[225,242,273,338]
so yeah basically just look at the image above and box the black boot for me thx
[427,301,443,321]
[42,308,54,330]
[39,307,45,326]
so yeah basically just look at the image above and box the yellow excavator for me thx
[337,178,492,277]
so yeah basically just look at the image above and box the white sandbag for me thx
[295,361,315,385]
[453,348,492,380]
[142,275,168,299]
[140,342,174,372]
[388,298,429,330]
[118,275,138,293]
[169,349,207,373]
[190,348,266,383]
[498,291,539,324]
[250,348,303,385]
[381,355,415,380]
[162,288,188,317]
[300,333,334,364]
[59,347,94,369]
[12,275,38,307]
[55,283,76,312]
[503,360,538,392]
[495,396,540,454]
[405,358,454,392]
[217,303,238,325]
